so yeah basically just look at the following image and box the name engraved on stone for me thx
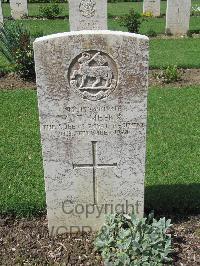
[73,141,117,205]
[68,50,118,101]
[42,103,145,139]
[79,0,96,18]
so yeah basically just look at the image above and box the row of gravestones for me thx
[143,0,191,35]
[0,0,28,21]
[0,0,192,35]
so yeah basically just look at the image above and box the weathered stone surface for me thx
[10,0,28,20]
[68,0,107,31]
[143,0,160,17]
[166,0,191,35]
[0,0,3,24]
[34,30,149,234]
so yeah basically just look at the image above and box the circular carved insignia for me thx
[68,50,118,101]
[79,0,96,18]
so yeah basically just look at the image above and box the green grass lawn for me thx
[0,1,200,70]
[0,18,200,70]
[149,38,200,68]
[2,0,200,17]
[0,1,200,217]
[0,90,45,216]
[109,16,200,34]
[146,86,200,214]
[0,87,200,216]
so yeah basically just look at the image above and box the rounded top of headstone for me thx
[34,30,149,44]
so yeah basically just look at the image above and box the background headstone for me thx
[0,0,3,24]
[68,0,107,31]
[143,0,160,17]
[10,0,28,20]
[34,31,149,234]
[166,0,191,35]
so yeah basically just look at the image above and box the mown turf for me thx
[0,1,200,70]
[0,87,199,216]
[146,86,200,214]
[0,90,45,216]
[2,0,200,17]
[1,4,200,35]
[0,18,200,70]
[150,38,200,68]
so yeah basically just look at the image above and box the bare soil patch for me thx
[0,215,199,265]
[172,215,200,266]
[0,73,36,90]
[149,68,200,88]
[0,69,200,91]
[149,33,200,40]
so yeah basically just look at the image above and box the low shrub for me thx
[146,29,157,37]
[95,212,172,266]
[39,3,63,19]
[120,9,143,33]
[187,30,193,38]
[0,22,41,80]
[191,5,200,16]
[0,68,10,78]
[187,29,200,37]
[155,65,182,84]
[142,11,153,17]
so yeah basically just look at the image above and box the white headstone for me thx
[68,0,107,31]
[34,31,149,235]
[166,0,191,35]
[10,0,28,20]
[143,0,160,17]
[0,0,3,24]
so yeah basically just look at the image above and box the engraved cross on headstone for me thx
[73,141,117,205]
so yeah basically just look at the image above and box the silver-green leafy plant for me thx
[95,212,172,266]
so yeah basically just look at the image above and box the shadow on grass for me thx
[145,183,200,215]
[0,203,46,218]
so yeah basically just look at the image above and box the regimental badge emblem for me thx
[68,50,118,101]
[79,0,96,18]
